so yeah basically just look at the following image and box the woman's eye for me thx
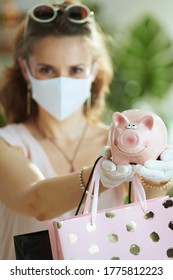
[39,67,53,75]
[70,66,84,75]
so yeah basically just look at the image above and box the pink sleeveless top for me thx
[0,124,123,259]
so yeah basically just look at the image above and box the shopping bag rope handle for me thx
[75,156,103,215]
[75,157,148,220]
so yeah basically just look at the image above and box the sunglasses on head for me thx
[24,3,94,35]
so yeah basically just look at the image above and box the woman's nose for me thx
[56,69,69,77]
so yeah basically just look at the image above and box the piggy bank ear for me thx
[140,115,154,130]
[112,112,129,127]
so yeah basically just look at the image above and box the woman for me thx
[0,0,173,260]
[0,0,122,260]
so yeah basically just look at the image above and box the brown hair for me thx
[0,0,113,123]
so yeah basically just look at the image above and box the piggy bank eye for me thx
[126,124,132,129]
[131,124,137,129]
[125,123,137,129]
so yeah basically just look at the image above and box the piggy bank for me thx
[108,109,168,165]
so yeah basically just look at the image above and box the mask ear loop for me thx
[23,60,33,80]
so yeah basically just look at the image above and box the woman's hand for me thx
[99,146,134,188]
[134,145,173,183]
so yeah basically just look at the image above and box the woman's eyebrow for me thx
[69,63,87,67]
[37,63,54,67]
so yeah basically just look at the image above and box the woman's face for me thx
[27,36,94,80]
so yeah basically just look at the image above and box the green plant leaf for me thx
[107,15,173,112]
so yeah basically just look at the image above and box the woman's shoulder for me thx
[0,123,20,135]
[0,123,28,155]
[0,123,28,138]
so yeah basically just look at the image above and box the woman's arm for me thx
[0,138,104,220]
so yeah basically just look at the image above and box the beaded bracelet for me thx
[78,168,87,193]
[140,176,173,190]
[78,168,95,197]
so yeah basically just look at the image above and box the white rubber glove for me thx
[99,145,112,159]
[99,146,135,188]
[134,145,173,183]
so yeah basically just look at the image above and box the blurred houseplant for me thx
[83,0,173,124]
[106,15,173,124]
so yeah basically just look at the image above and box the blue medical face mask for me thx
[25,65,92,121]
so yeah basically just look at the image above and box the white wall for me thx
[93,0,173,39]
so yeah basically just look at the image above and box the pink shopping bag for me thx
[48,195,173,260]
[48,159,173,260]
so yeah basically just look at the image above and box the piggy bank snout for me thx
[119,132,139,147]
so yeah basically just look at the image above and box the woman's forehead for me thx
[29,36,93,64]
